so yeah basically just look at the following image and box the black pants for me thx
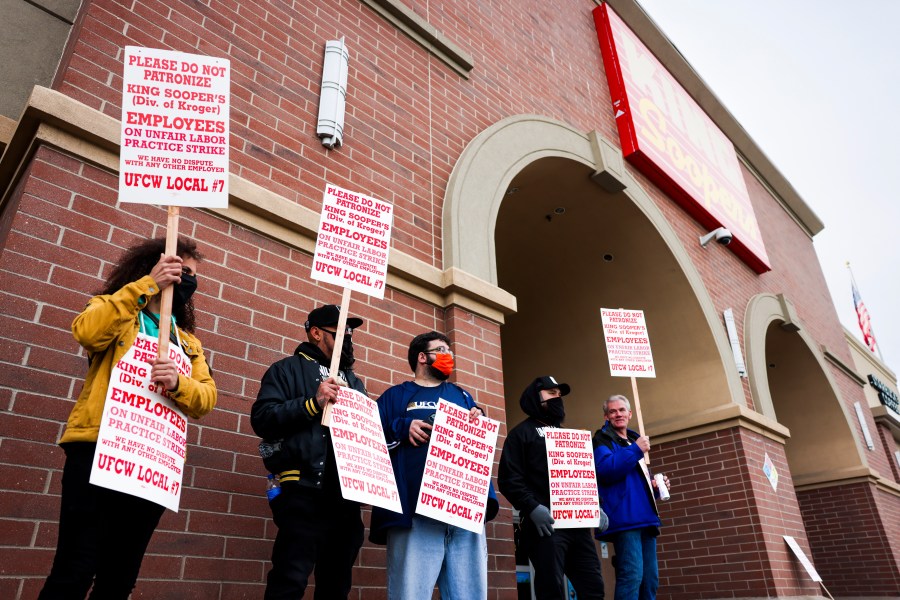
[521,520,605,600]
[39,442,165,600]
[265,482,364,600]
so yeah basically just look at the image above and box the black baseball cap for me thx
[535,375,570,396]
[304,304,363,331]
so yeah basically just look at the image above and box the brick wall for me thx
[0,144,518,598]
[50,0,862,398]
[1,0,896,597]
[875,486,900,590]
[798,482,900,596]
[652,428,820,599]
[55,0,618,272]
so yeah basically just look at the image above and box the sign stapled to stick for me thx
[311,183,394,299]
[545,429,601,528]
[416,400,499,533]
[119,46,230,208]
[310,183,394,424]
[600,308,655,378]
[330,388,402,512]
[92,47,231,510]
[601,307,655,462]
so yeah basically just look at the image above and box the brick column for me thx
[798,482,900,596]
[444,305,517,599]
[653,427,821,599]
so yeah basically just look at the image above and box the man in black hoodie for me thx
[498,376,605,599]
[251,304,367,600]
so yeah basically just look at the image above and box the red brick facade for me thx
[1,0,899,598]
[798,484,900,596]
[653,429,821,599]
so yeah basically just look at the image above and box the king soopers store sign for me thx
[593,3,771,274]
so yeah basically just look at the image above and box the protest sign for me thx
[91,332,191,511]
[545,429,601,528]
[783,536,822,582]
[119,46,230,208]
[601,307,656,460]
[311,184,394,300]
[416,400,499,533]
[330,387,402,513]
[600,308,656,378]
[311,184,394,425]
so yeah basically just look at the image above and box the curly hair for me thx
[100,237,203,332]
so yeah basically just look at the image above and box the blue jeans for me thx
[386,515,487,600]
[611,528,658,600]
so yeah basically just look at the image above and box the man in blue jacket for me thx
[370,331,499,599]
[594,394,670,600]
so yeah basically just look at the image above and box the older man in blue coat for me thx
[593,394,670,600]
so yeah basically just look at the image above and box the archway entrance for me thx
[744,293,868,487]
[495,156,731,434]
[494,155,734,598]
[743,295,881,595]
[763,323,863,482]
[442,115,762,598]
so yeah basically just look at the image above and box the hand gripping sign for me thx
[415,400,499,533]
[91,331,191,511]
[311,183,394,424]
[330,387,402,513]
[545,428,601,528]
[98,47,231,509]
[119,46,230,343]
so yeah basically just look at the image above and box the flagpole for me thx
[847,262,884,362]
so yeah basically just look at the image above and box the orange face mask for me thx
[429,352,454,376]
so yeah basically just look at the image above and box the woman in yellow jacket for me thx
[39,237,216,600]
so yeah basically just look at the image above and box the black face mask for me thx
[542,398,565,422]
[173,273,197,307]
[339,334,355,370]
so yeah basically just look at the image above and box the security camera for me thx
[699,227,733,247]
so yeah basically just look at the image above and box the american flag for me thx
[852,281,877,352]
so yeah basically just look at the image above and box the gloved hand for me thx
[529,505,555,537]
[598,507,609,533]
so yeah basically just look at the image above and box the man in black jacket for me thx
[251,304,367,600]
[498,376,605,600]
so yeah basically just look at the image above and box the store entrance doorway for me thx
[494,156,733,598]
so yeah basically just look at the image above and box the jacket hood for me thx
[519,377,558,419]
[295,341,327,365]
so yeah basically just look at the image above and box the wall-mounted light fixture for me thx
[317,38,349,149]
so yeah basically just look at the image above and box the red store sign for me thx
[593,3,771,273]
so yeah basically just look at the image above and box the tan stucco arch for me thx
[745,293,800,421]
[444,115,603,282]
[744,292,870,484]
[442,114,747,422]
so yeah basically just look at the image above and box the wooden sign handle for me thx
[157,206,180,358]
[322,287,352,427]
[631,376,648,464]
